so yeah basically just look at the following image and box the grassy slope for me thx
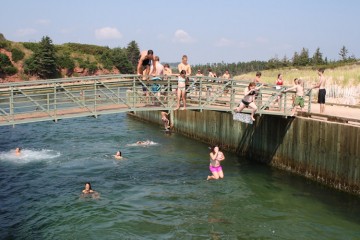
[234,65,360,104]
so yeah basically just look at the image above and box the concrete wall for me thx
[129,110,360,195]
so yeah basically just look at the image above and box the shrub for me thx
[3,66,18,75]
[11,48,25,62]
[22,42,39,52]
[0,40,10,49]
[0,53,12,67]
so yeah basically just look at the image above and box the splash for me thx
[0,149,61,164]
[126,140,158,147]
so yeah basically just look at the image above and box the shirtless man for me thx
[222,70,231,79]
[313,68,326,113]
[150,56,164,76]
[178,55,191,75]
[283,79,304,116]
[137,50,156,75]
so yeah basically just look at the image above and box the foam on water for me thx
[0,149,61,164]
[126,140,158,147]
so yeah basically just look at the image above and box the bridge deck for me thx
[0,74,325,126]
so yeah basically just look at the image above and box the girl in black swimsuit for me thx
[234,82,263,121]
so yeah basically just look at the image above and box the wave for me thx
[126,140,158,147]
[0,149,61,163]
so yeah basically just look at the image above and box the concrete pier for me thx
[129,110,360,195]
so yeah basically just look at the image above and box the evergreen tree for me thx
[312,47,324,66]
[298,48,310,66]
[111,48,133,74]
[339,45,348,62]
[292,51,300,66]
[126,40,140,73]
[36,36,58,78]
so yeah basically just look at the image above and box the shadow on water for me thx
[236,115,294,164]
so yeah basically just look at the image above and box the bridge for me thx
[0,74,313,126]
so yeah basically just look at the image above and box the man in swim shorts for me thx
[313,68,326,113]
[137,50,156,75]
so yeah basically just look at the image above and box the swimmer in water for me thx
[15,147,21,156]
[136,140,151,145]
[114,151,122,160]
[81,182,100,199]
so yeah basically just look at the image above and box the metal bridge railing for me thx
[0,74,312,126]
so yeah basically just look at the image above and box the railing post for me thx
[133,76,136,108]
[10,86,14,123]
[308,91,311,113]
[283,92,287,115]
[94,80,97,116]
[54,84,57,122]
[117,87,120,104]
[230,80,235,110]
[47,93,49,113]
[199,77,202,107]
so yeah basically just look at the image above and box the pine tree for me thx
[339,46,348,62]
[126,41,140,73]
[36,36,58,79]
[312,47,324,66]
[111,48,133,74]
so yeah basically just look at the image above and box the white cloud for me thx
[16,28,37,36]
[36,19,51,26]
[95,27,123,40]
[173,29,195,43]
[215,37,233,47]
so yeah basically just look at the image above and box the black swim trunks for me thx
[142,58,151,67]
[318,89,326,104]
[241,99,251,107]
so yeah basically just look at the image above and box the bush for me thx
[0,53,12,67]
[11,48,25,62]
[0,40,10,49]
[22,42,39,52]
[3,66,18,75]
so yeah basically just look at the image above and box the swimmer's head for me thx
[85,182,92,191]
[116,151,122,156]
[15,147,21,152]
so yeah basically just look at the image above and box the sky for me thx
[1,0,360,64]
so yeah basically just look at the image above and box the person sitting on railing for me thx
[282,78,304,116]
[234,82,263,121]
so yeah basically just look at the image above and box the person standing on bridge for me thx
[234,82,263,121]
[137,50,156,75]
[312,68,326,114]
[175,70,187,110]
[178,55,192,76]
[283,78,304,116]
[207,145,225,180]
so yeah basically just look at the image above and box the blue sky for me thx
[1,0,359,64]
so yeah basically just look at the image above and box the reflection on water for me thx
[0,114,359,239]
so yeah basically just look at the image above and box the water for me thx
[0,114,359,239]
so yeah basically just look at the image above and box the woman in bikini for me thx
[234,82,263,121]
[175,70,187,110]
[207,145,225,180]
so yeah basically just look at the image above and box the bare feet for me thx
[207,176,211,180]
[251,117,255,121]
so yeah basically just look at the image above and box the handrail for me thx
[0,74,312,126]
